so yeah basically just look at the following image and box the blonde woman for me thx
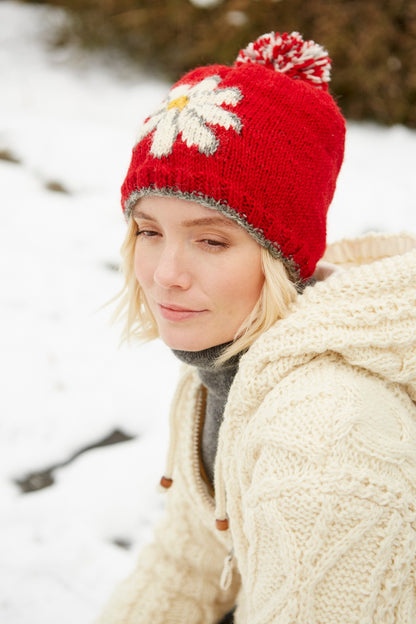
[96,32,416,624]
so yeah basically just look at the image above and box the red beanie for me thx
[121,32,346,282]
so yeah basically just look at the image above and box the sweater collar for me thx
[172,343,242,398]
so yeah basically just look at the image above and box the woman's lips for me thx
[158,303,208,322]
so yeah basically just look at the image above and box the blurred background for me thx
[25,0,416,128]
[1,1,415,623]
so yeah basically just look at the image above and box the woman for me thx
[96,32,416,623]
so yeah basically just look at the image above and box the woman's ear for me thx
[313,261,341,282]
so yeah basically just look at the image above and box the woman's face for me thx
[133,196,264,351]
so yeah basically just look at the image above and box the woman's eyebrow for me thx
[181,216,239,228]
[132,209,156,221]
[132,208,238,229]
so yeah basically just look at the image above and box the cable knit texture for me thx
[95,233,416,624]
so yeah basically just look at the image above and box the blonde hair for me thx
[113,217,298,363]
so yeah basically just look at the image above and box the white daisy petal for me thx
[180,110,219,155]
[188,75,222,96]
[136,111,164,142]
[188,102,242,132]
[211,87,243,107]
[150,108,180,157]
[168,83,192,100]
[203,91,223,104]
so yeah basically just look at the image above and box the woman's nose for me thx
[153,245,191,289]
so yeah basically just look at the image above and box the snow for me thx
[1,1,415,622]
[188,0,224,7]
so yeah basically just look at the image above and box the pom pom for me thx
[235,31,331,90]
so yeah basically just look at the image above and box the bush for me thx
[28,0,416,127]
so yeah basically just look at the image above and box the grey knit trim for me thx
[172,341,240,370]
[125,187,302,287]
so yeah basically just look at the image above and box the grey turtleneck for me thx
[172,344,243,487]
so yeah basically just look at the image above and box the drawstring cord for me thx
[215,446,234,590]
[220,548,234,591]
[214,426,229,530]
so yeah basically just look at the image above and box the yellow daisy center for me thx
[167,95,189,111]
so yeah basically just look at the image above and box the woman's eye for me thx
[200,238,229,248]
[136,229,159,238]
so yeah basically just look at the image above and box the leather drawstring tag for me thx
[216,517,229,531]
[160,476,173,489]
[220,549,234,591]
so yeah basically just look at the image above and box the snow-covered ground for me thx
[1,2,415,622]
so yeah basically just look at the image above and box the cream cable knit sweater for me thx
[95,233,416,624]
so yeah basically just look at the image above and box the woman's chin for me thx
[158,329,230,352]
[161,337,213,352]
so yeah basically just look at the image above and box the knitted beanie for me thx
[121,32,346,282]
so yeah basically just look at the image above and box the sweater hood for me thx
[236,232,416,409]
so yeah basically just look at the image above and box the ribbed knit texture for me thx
[95,233,416,624]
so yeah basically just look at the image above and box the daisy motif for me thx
[137,75,243,158]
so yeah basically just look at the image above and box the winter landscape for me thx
[1,2,416,622]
